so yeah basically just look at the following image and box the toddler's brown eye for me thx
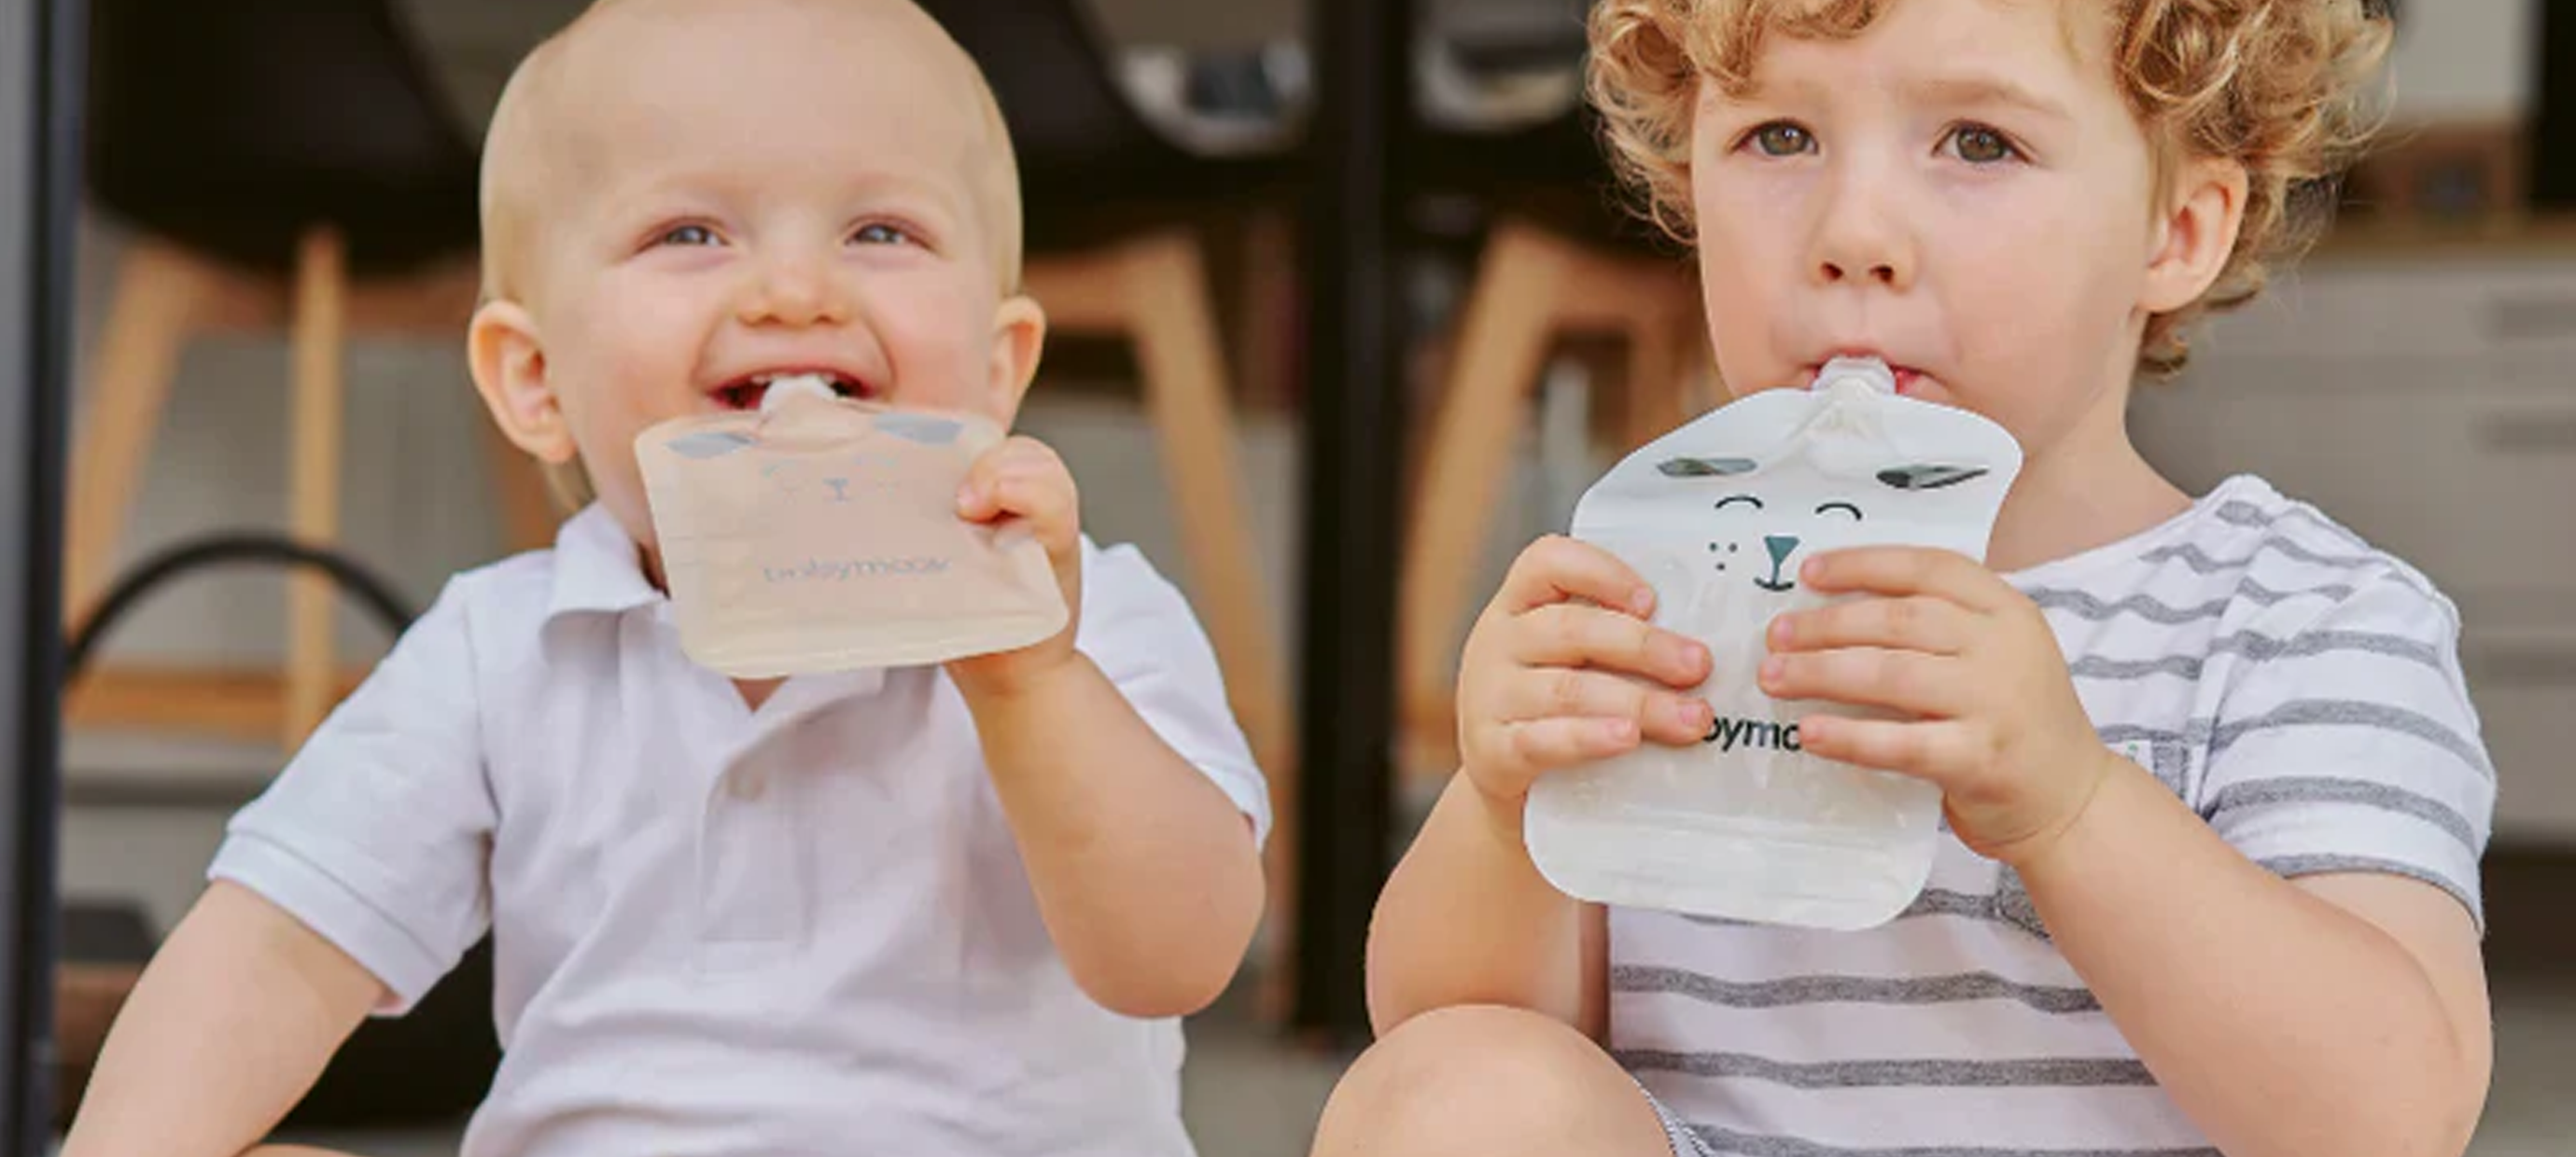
[1751,122,1813,158]
[853,223,913,246]
[1949,126,2016,164]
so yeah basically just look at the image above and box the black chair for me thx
[68,0,556,757]
[918,0,1297,851]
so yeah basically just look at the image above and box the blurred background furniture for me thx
[66,0,550,755]
[1393,15,1715,781]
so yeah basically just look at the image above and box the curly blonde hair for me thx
[1587,0,2393,377]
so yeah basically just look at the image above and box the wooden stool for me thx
[1398,218,1715,777]
[1024,229,1295,807]
[62,230,554,752]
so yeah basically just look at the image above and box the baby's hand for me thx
[1759,546,2116,866]
[948,436,1083,697]
[1456,536,1715,808]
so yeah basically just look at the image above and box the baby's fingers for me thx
[1511,605,1709,689]
[1500,667,1711,747]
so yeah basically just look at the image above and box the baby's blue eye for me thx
[658,224,721,247]
[853,223,913,246]
[1750,122,1815,158]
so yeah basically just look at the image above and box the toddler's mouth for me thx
[1802,361,1930,396]
[711,369,875,411]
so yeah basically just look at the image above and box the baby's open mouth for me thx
[712,369,873,411]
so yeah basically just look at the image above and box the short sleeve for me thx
[1073,538,1271,846]
[2196,571,2495,927]
[208,577,496,1012]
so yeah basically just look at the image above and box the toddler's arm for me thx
[61,882,382,1157]
[1761,549,2493,1157]
[1368,537,1714,1038]
[2019,764,2489,1157]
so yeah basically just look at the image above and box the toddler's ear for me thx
[469,300,578,465]
[2140,157,2251,314]
[985,294,1048,417]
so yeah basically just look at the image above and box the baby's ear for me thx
[469,300,578,466]
[985,293,1048,416]
[2140,156,2250,314]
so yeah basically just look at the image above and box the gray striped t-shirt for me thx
[1610,474,2494,1157]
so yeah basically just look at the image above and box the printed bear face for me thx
[1658,457,1989,595]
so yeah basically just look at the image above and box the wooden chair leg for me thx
[63,239,218,627]
[285,227,348,750]
[1622,300,1693,452]
[1116,231,1292,779]
[1397,220,1569,773]
[483,422,560,554]
[1113,230,1304,1018]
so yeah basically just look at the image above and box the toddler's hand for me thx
[948,436,1083,697]
[1456,536,1715,808]
[1758,546,2116,866]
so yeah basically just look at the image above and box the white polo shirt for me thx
[208,504,1270,1157]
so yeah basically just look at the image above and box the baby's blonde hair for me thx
[1587,0,2393,377]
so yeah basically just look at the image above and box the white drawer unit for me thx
[2134,247,2576,844]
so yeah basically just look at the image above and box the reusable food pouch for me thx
[636,376,1068,677]
[1526,358,2023,928]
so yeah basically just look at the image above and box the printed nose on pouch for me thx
[1757,535,1800,592]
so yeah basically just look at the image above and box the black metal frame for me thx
[2,0,81,1148]
[1293,0,1409,1042]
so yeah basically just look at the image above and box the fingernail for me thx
[956,483,978,509]
[1760,656,1786,687]
[1769,616,1794,647]
[1630,587,1657,616]
[1602,718,1638,745]
[1671,699,1710,732]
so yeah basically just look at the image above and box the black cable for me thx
[63,533,417,682]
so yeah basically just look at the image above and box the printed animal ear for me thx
[1875,465,1988,491]
[1659,456,1758,479]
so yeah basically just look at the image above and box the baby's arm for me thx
[962,655,1263,1018]
[947,438,1265,1018]
[62,882,382,1157]
[2019,765,2488,1157]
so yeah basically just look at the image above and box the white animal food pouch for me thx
[636,376,1068,677]
[1526,357,2023,928]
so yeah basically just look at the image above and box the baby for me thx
[1319,4,2495,1157]
[62,2,1267,1154]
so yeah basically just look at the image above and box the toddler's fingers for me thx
[1497,716,1643,770]
[1759,648,1967,719]
[1496,668,1710,747]
[1496,536,1657,619]
[1769,595,1968,657]
[1511,605,1709,689]
[1794,715,1976,787]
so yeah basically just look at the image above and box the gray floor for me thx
[243,970,2573,1157]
